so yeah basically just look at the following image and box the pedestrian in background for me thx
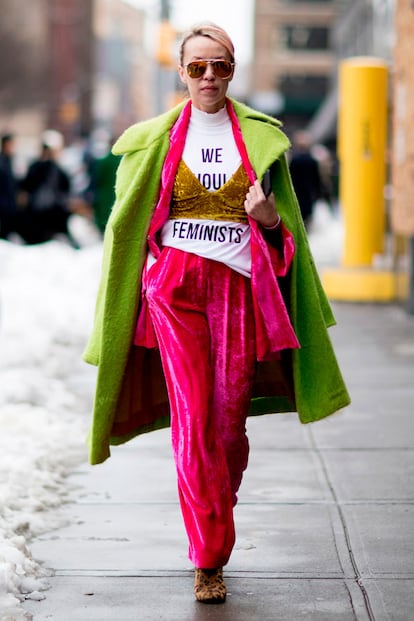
[20,130,78,248]
[84,23,350,605]
[0,133,18,240]
[289,130,322,230]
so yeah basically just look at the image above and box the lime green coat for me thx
[83,98,350,465]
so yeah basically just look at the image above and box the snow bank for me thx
[0,221,102,620]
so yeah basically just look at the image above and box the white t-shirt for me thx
[158,105,252,278]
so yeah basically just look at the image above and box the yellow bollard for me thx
[339,57,388,267]
[322,57,399,302]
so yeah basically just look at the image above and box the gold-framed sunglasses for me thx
[185,59,235,79]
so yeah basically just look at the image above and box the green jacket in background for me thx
[83,98,350,465]
[92,151,122,233]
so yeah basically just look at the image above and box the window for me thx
[281,25,330,51]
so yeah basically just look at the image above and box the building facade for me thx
[0,0,152,157]
[47,0,94,142]
[250,0,395,143]
[390,0,414,236]
[93,0,153,135]
[250,0,337,137]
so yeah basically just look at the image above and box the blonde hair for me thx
[179,23,235,65]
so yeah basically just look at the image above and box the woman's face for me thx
[178,35,234,114]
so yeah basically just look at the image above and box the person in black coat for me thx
[20,131,79,247]
[288,130,322,230]
[0,133,18,240]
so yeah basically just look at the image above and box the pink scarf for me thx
[144,99,299,359]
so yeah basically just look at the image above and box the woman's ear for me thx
[178,65,187,85]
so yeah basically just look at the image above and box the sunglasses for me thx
[185,59,235,79]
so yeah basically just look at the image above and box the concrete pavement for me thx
[24,302,414,620]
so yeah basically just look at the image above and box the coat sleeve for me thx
[82,216,115,366]
[82,150,131,366]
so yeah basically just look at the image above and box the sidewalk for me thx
[24,302,414,621]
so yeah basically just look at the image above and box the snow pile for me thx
[307,200,343,268]
[0,222,102,620]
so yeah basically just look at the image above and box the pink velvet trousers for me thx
[144,247,256,569]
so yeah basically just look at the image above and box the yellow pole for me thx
[338,57,388,267]
[322,57,402,301]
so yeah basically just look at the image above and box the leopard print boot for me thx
[194,567,227,604]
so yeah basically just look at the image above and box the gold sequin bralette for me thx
[170,160,250,223]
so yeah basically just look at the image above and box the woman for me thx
[84,23,350,604]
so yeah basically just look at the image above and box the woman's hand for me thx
[244,180,280,228]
